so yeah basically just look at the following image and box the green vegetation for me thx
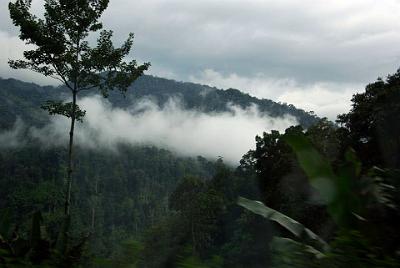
[1,68,400,266]
[130,70,400,267]
[1,1,400,266]
[0,145,216,265]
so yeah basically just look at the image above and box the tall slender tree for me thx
[8,0,150,216]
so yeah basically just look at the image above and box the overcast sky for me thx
[1,0,400,119]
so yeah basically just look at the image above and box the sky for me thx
[1,0,400,119]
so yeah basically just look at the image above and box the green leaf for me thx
[41,100,86,122]
[284,133,337,205]
[284,133,362,227]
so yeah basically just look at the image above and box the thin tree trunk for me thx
[64,90,77,216]
[64,37,80,216]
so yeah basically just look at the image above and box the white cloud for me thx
[0,118,25,149]
[277,85,356,120]
[189,69,300,99]
[189,69,361,119]
[29,96,297,164]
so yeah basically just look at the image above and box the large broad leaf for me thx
[238,197,328,252]
[284,133,362,227]
[284,133,337,205]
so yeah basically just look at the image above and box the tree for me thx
[337,70,400,169]
[169,177,224,257]
[240,128,298,207]
[8,0,150,216]
[239,125,335,233]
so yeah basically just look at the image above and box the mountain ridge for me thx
[0,75,318,129]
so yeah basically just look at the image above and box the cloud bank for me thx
[2,96,297,164]
[189,69,359,119]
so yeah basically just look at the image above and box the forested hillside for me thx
[0,75,317,264]
[0,75,318,130]
[0,144,216,259]
[1,70,400,267]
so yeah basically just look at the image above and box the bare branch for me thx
[49,75,66,84]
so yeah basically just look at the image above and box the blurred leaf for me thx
[272,237,326,259]
[238,197,328,251]
[284,133,363,227]
[284,133,337,205]
[362,167,397,210]
[344,149,361,178]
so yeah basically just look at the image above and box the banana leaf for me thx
[238,197,328,252]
